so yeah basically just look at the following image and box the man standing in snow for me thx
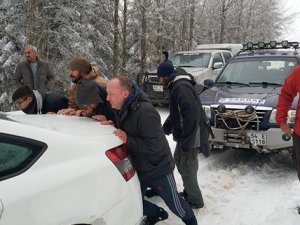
[276,64,300,182]
[156,58,208,209]
[106,75,198,225]
[12,45,55,92]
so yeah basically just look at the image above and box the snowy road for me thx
[152,107,300,225]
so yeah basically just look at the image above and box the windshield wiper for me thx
[249,82,282,87]
[217,81,250,87]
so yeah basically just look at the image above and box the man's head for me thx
[12,86,34,110]
[157,60,174,85]
[76,79,102,109]
[106,76,133,110]
[24,45,38,63]
[69,57,92,83]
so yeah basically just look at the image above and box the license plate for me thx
[247,132,267,146]
[153,85,163,92]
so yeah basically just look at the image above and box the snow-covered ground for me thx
[151,106,300,225]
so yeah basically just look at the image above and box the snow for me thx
[150,106,300,225]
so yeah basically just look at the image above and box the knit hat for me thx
[76,78,103,105]
[12,85,34,102]
[69,57,92,74]
[157,60,174,77]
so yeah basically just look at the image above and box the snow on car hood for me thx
[2,113,116,137]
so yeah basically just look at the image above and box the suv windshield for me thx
[170,53,211,67]
[217,57,297,85]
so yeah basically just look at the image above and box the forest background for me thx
[0,0,296,111]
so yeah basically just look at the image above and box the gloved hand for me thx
[180,151,191,168]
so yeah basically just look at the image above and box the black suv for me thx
[200,41,300,153]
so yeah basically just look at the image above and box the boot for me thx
[183,216,198,225]
[143,207,168,225]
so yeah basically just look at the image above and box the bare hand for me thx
[101,120,114,126]
[92,114,107,122]
[113,129,127,144]
[57,108,76,116]
[280,123,293,136]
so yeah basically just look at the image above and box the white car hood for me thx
[2,113,116,138]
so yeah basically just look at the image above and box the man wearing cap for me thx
[156,59,207,209]
[57,57,108,116]
[75,78,114,120]
[12,85,68,114]
[12,45,55,92]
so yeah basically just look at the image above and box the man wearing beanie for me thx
[156,58,210,211]
[74,78,114,121]
[57,57,108,116]
[12,45,55,92]
[12,85,68,114]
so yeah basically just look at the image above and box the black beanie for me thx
[76,78,103,105]
[157,60,174,77]
[69,57,92,74]
[12,85,34,102]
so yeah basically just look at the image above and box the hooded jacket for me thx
[165,67,209,152]
[22,90,68,114]
[113,85,175,181]
[13,57,54,92]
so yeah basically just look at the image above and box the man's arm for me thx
[12,64,23,87]
[276,65,300,134]
[45,62,55,91]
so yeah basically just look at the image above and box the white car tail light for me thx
[106,145,135,181]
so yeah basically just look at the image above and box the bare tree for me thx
[112,0,119,76]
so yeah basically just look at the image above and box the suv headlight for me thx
[203,105,211,119]
[269,109,296,124]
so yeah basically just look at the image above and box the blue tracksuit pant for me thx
[141,172,195,221]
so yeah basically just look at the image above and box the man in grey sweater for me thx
[12,45,55,92]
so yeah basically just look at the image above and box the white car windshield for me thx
[217,57,298,85]
[170,53,211,67]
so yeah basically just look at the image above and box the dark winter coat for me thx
[113,84,175,181]
[164,67,209,152]
[13,57,55,91]
[23,90,68,114]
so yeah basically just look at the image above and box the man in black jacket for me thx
[105,75,198,225]
[156,60,208,209]
[12,85,68,114]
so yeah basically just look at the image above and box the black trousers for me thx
[292,132,300,181]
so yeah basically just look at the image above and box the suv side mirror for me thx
[213,62,223,70]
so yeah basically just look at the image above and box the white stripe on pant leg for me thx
[167,174,186,217]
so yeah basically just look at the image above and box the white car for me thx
[0,112,143,225]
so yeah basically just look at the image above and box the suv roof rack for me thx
[241,41,299,52]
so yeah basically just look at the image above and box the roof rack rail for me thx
[241,41,299,51]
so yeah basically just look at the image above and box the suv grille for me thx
[212,107,270,130]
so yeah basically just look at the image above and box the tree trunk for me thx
[188,0,195,50]
[27,0,37,45]
[121,0,128,74]
[112,0,119,76]
[140,0,149,74]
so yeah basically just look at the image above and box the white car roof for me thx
[1,112,116,138]
[174,49,232,54]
